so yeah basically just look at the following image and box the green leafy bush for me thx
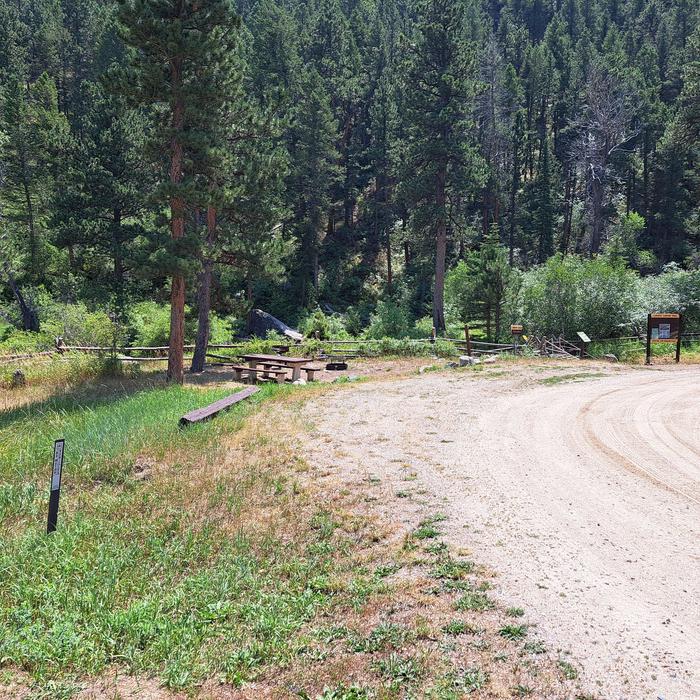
[42,303,120,346]
[518,255,638,338]
[298,308,351,339]
[364,300,412,339]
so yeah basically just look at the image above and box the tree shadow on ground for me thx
[0,374,167,431]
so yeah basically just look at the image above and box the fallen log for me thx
[179,386,259,426]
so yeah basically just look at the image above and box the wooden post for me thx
[431,327,436,344]
[464,325,472,357]
[645,314,652,365]
[676,314,682,363]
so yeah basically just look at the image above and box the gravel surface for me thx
[305,363,700,699]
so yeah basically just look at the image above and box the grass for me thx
[455,590,494,612]
[0,378,347,692]
[539,372,607,385]
[499,624,528,641]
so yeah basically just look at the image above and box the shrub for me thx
[519,254,638,338]
[364,299,412,339]
[298,308,351,340]
[41,303,119,347]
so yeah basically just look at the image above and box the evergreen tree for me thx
[400,0,486,332]
[116,0,241,383]
[52,82,151,312]
[287,68,340,307]
[0,72,68,281]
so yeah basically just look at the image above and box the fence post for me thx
[645,314,652,365]
[464,325,472,357]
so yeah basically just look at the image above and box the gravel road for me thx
[305,363,700,699]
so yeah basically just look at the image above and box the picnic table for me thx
[239,353,310,382]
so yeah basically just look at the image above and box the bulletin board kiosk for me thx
[645,313,682,365]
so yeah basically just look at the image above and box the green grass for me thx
[1,382,287,521]
[498,624,528,641]
[455,590,494,612]
[539,372,607,385]
[0,380,353,691]
[558,659,579,680]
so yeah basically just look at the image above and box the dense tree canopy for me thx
[0,0,698,352]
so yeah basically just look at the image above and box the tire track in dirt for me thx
[304,365,700,699]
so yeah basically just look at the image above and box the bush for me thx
[518,254,638,338]
[298,308,351,340]
[41,303,120,347]
[128,301,174,347]
[364,300,412,339]
[0,329,56,354]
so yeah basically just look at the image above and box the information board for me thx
[646,313,682,364]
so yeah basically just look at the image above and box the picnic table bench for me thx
[229,365,288,384]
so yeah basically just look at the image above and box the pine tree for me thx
[400,0,486,332]
[287,68,340,307]
[0,72,68,281]
[116,0,241,383]
[51,81,151,312]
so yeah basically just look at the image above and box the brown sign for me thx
[510,324,524,335]
[649,313,680,342]
[646,313,682,364]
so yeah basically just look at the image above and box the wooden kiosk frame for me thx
[645,313,682,365]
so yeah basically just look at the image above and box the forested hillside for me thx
[1,0,698,372]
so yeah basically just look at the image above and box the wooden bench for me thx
[254,361,322,381]
[299,365,323,381]
[179,387,259,426]
[230,365,287,384]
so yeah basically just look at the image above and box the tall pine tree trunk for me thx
[433,167,447,333]
[191,205,216,373]
[167,60,186,384]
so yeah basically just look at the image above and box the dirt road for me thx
[305,363,700,699]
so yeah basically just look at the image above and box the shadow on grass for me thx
[0,374,166,431]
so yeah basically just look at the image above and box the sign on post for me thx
[646,313,682,365]
[510,324,524,336]
[47,439,65,534]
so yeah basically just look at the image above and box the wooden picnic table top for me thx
[239,353,309,365]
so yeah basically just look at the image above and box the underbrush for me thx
[588,339,700,363]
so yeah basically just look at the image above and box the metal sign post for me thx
[47,439,65,534]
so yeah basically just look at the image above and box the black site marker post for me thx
[47,439,65,534]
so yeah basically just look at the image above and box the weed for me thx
[442,620,476,636]
[558,659,579,680]
[506,607,525,617]
[455,667,489,692]
[302,684,372,700]
[455,591,494,612]
[374,563,400,579]
[499,624,528,641]
[512,685,534,697]
[372,653,421,685]
[413,523,440,539]
[425,540,448,555]
[431,557,474,580]
[349,623,410,653]
[523,640,547,655]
